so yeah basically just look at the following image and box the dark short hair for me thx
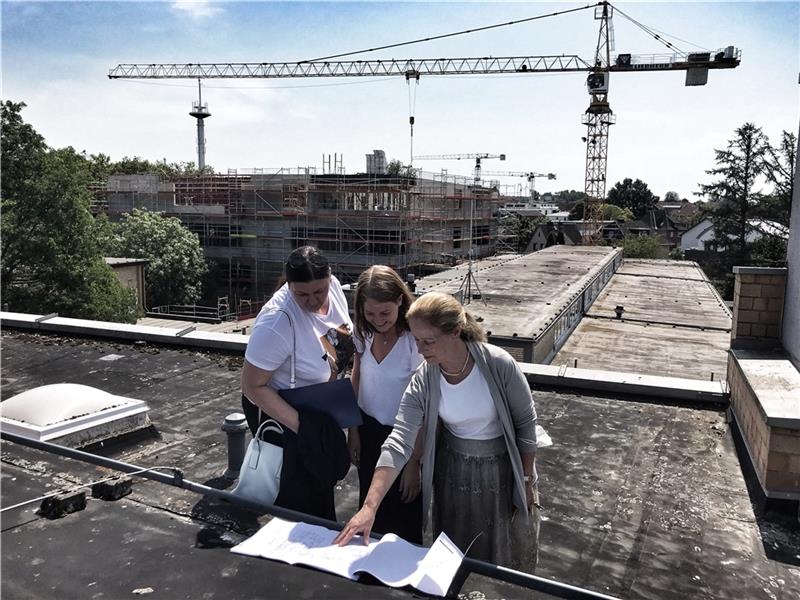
[285,246,330,283]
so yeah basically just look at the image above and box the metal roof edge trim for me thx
[1,312,249,352]
[519,363,729,402]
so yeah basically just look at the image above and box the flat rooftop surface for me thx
[554,260,732,380]
[414,246,620,339]
[2,330,798,599]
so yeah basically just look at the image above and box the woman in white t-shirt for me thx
[349,266,424,543]
[241,246,354,520]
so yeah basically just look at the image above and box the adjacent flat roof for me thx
[554,260,732,379]
[2,330,797,599]
[414,246,621,339]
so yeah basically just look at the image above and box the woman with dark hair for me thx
[336,291,540,572]
[241,246,354,520]
[349,266,424,543]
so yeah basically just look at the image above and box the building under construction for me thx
[92,168,500,306]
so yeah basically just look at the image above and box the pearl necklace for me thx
[439,351,470,377]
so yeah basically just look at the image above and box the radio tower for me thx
[189,79,210,169]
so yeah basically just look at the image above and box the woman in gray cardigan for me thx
[335,292,540,572]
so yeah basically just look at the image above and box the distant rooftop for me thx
[554,260,731,380]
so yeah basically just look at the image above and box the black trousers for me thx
[241,395,336,521]
[358,411,423,544]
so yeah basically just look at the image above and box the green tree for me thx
[606,178,659,218]
[663,191,681,203]
[697,123,770,263]
[107,208,208,307]
[501,214,545,252]
[614,235,662,259]
[568,202,633,221]
[1,101,139,322]
[757,129,796,228]
[386,159,417,179]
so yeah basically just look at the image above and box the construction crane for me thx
[108,1,740,244]
[481,171,556,199]
[413,153,506,183]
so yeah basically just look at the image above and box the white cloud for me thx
[170,1,224,21]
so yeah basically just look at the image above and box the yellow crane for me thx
[109,1,740,244]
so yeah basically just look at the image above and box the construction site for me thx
[92,165,500,307]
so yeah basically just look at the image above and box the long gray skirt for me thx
[432,427,540,573]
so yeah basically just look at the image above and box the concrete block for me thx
[769,274,788,285]
[751,298,768,311]
[765,470,800,491]
[751,324,767,337]
[739,284,762,298]
[739,273,757,284]
[768,298,785,311]
[761,311,782,325]
[763,285,785,299]
[738,310,759,323]
[736,323,752,337]
[92,477,133,501]
[39,490,87,519]
[773,427,800,438]
[770,433,800,454]
[767,451,793,472]
[739,297,754,310]
[765,325,780,338]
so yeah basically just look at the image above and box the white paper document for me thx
[231,518,464,596]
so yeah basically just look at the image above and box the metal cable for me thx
[300,3,601,63]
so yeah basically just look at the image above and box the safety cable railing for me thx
[1,430,620,600]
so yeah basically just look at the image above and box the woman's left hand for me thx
[398,458,421,503]
[525,481,538,512]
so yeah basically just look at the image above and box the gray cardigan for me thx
[376,341,538,529]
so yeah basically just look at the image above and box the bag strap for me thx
[263,307,296,389]
[254,418,284,443]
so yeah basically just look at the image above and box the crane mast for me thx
[583,2,616,244]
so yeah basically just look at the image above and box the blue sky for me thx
[2,1,798,200]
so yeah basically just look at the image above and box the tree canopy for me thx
[105,208,208,308]
[1,101,140,322]
[606,178,659,219]
[614,235,662,259]
[568,202,634,222]
[85,153,214,182]
[695,122,792,298]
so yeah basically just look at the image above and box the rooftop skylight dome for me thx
[0,383,150,448]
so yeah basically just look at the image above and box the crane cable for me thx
[608,3,703,57]
[407,73,419,166]
[300,3,601,63]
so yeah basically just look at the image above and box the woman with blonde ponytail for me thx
[336,292,540,574]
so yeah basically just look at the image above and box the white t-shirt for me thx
[245,276,354,392]
[357,330,424,426]
[439,366,503,440]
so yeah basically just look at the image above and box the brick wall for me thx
[727,355,769,479]
[730,267,787,348]
[728,354,800,496]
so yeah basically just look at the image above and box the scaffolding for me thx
[92,169,499,305]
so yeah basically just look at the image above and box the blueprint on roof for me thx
[231,517,464,597]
